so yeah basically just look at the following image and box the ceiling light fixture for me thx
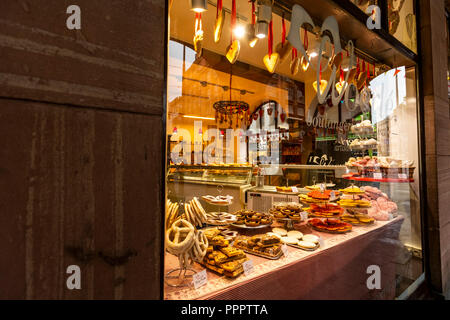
[190,0,207,13]
[255,0,272,39]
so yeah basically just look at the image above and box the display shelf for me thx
[342,175,414,183]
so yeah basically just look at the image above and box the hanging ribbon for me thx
[372,63,376,78]
[292,47,298,60]
[195,12,202,34]
[231,0,236,43]
[366,61,370,78]
[356,57,360,75]
[340,66,344,82]
[281,13,286,46]
[217,0,222,18]
[268,20,273,58]
[251,0,256,25]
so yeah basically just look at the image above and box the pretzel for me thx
[166,219,195,256]
[167,202,179,229]
[192,197,207,223]
[191,230,208,262]
[187,203,201,227]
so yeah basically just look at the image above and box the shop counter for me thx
[164,217,404,300]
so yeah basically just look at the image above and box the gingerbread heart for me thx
[226,40,240,64]
[263,53,280,73]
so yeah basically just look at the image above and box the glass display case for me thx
[167,164,253,186]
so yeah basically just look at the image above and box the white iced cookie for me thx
[272,228,288,236]
[297,240,317,249]
[302,234,319,243]
[287,230,303,239]
[266,232,282,239]
[281,236,298,244]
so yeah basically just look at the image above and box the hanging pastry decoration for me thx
[193,13,204,57]
[280,112,286,123]
[275,13,292,62]
[214,0,225,43]
[267,106,273,116]
[226,0,240,64]
[290,48,300,75]
[300,28,310,71]
[263,20,279,73]
[329,44,342,70]
[246,1,258,47]
[313,64,328,93]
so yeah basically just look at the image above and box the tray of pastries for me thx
[199,233,249,278]
[233,234,283,259]
[299,194,330,204]
[308,218,352,234]
[201,195,233,205]
[269,202,304,221]
[306,203,344,218]
[340,211,375,225]
[339,186,365,195]
[205,212,237,226]
[307,190,340,201]
[337,198,371,208]
[269,229,320,251]
[275,186,300,194]
[231,209,273,228]
[203,227,239,242]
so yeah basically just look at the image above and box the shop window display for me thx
[165,0,422,299]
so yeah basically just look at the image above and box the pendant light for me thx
[190,0,207,13]
[246,1,258,47]
[255,0,272,39]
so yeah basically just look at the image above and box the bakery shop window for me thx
[165,0,422,299]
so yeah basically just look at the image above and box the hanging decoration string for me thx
[195,12,202,34]
[292,47,298,60]
[251,0,256,25]
[217,0,222,19]
[231,0,236,43]
[268,19,273,58]
[340,65,344,82]
[281,13,286,46]
[303,27,309,51]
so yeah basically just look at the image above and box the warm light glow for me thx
[256,33,266,39]
[183,115,216,120]
[249,38,258,47]
[192,7,206,13]
[233,25,246,39]
[343,67,349,72]
[309,51,318,58]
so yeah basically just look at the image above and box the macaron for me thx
[281,236,298,244]
[297,240,317,249]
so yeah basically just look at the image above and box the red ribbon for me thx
[282,13,286,46]
[292,47,298,60]
[217,0,222,18]
[356,57,360,75]
[340,67,344,82]
[366,61,370,78]
[268,20,273,58]
[251,1,255,25]
[195,13,202,33]
[231,0,236,43]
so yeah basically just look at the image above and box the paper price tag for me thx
[243,260,254,276]
[300,211,308,220]
[281,244,290,258]
[318,237,326,248]
[192,269,208,289]
[320,184,325,192]
[398,173,408,180]
[373,173,383,179]
[330,191,336,201]
[291,186,299,193]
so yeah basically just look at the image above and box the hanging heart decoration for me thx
[300,28,309,71]
[214,0,225,43]
[280,112,286,123]
[267,107,273,116]
[193,13,204,57]
[253,113,259,120]
[259,108,264,117]
[287,5,343,104]
[263,20,280,73]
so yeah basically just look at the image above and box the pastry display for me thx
[337,198,371,208]
[340,212,375,225]
[308,218,352,234]
[232,209,273,228]
[350,120,373,133]
[269,202,303,220]
[307,190,340,201]
[202,195,233,205]
[166,199,180,230]
[349,138,378,150]
[272,227,320,251]
[182,197,208,228]
[276,186,300,193]
[345,156,415,179]
[339,186,365,195]
[307,203,344,218]
[299,194,330,204]
[234,234,283,259]
[200,231,248,278]
[205,212,237,226]
[165,219,208,269]
[203,227,239,242]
